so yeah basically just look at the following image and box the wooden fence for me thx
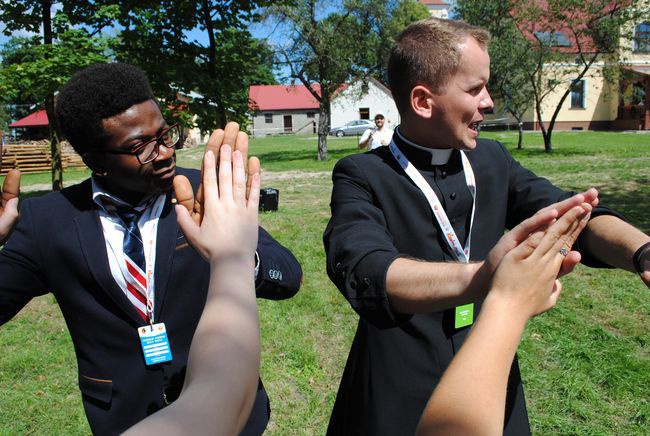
[1,140,85,175]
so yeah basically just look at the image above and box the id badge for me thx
[454,303,474,329]
[138,322,173,365]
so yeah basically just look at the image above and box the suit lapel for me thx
[74,204,146,325]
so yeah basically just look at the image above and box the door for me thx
[283,115,293,133]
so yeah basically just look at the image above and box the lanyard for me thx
[389,140,476,263]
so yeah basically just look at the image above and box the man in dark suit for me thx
[0,63,302,435]
[323,18,650,435]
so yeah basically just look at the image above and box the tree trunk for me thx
[42,0,63,189]
[317,100,330,161]
[517,121,523,149]
[542,129,552,153]
[45,94,63,190]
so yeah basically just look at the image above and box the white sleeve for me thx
[359,129,371,145]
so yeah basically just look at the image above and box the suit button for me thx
[441,171,447,179]
[363,277,371,286]
[350,279,357,289]
[335,262,342,270]
[450,192,457,200]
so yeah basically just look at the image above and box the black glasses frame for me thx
[92,123,183,165]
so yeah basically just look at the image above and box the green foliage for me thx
[97,0,278,133]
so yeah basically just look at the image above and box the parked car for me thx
[329,119,375,137]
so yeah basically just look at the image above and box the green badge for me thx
[455,303,474,329]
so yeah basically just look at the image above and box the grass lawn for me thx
[0,130,648,434]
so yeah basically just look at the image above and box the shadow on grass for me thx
[597,177,650,234]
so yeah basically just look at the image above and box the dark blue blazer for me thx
[0,167,302,435]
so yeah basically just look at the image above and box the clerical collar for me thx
[394,126,454,166]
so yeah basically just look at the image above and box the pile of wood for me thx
[1,140,86,175]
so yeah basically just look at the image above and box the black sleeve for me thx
[323,157,409,329]
[255,226,302,300]
[0,200,48,325]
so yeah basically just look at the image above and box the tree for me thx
[458,0,644,152]
[69,0,278,134]
[266,0,427,161]
[0,1,111,189]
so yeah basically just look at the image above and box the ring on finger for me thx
[559,246,570,256]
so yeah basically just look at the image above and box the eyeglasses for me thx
[94,124,183,165]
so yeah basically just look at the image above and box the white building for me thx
[330,77,400,131]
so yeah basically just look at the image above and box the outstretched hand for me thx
[173,122,260,226]
[481,190,597,282]
[174,144,260,264]
[0,149,21,242]
[488,203,591,320]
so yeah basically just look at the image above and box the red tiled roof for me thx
[513,0,625,54]
[249,84,320,111]
[9,109,49,128]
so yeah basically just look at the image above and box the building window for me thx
[570,79,586,109]
[359,108,370,119]
[533,31,571,47]
[264,113,273,123]
[307,112,315,118]
[634,22,650,52]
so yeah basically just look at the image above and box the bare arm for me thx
[416,203,591,435]
[581,215,650,287]
[126,138,261,435]
[358,129,373,149]
[386,191,595,314]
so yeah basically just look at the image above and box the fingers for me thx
[246,157,261,199]
[203,150,219,202]
[537,192,589,219]
[235,130,249,169]
[536,204,591,261]
[247,172,261,212]
[2,169,20,207]
[507,208,558,246]
[173,175,195,213]
[581,188,599,208]
[0,197,19,242]
[205,128,225,161]
[218,145,233,201]
[175,204,201,252]
[232,150,247,206]
[558,250,581,277]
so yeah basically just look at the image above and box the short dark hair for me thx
[56,63,156,154]
[388,18,490,114]
[374,114,385,120]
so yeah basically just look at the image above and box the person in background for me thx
[0,62,302,435]
[358,113,394,151]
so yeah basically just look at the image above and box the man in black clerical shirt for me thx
[324,17,650,436]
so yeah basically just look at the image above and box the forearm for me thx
[386,257,486,313]
[582,215,650,272]
[416,296,527,435]
[128,257,260,435]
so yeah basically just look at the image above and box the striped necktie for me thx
[116,207,149,321]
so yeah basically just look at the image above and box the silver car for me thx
[329,120,375,137]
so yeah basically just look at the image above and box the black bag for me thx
[259,188,279,212]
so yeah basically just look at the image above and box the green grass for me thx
[0,131,648,434]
